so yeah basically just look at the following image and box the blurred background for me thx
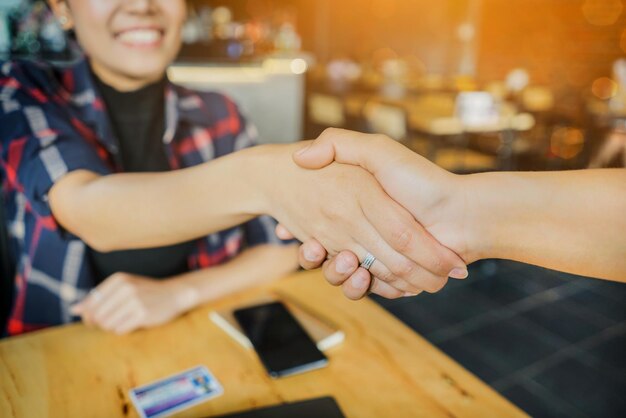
[1,1,624,416]
[2,0,626,170]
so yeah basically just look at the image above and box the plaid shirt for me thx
[0,57,282,336]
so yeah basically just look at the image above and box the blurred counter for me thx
[169,57,311,144]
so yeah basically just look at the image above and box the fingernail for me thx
[403,292,419,297]
[449,268,469,279]
[336,258,353,274]
[352,274,369,289]
[295,144,312,156]
[303,248,319,262]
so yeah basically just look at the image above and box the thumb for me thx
[293,128,405,176]
[293,139,336,169]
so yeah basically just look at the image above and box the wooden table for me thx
[0,271,526,418]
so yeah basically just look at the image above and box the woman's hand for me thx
[252,143,468,297]
[277,129,472,299]
[70,273,195,335]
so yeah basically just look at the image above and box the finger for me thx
[368,277,413,299]
[275,224,295,240]
[293,128,407,175]
[293,139,333,169]
[340,268,372,300]
[91,286,134,325]
[298,239,327,270]
[293,128,468,280]
[330,201,450,294]
[371,256,449,294]
[320,243,421,294]
[70,303,83,316]
[340,270,410,300]
[362,193,467,279]
[322,251,360,286]
[366,259,423,294]
[346,213,440,292]
[80,274,128,316]
[113,316,143,335]
[97,303,136,333]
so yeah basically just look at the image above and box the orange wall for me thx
[196,0,626,85]
[478,0,626,86]
[298,0,626,86]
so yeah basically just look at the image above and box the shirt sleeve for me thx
[0,62,112,218]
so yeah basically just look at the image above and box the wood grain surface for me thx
[0,270,527,418]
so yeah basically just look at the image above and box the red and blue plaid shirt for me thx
[0,57,283,336]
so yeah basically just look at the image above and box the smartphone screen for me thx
[233,302,328,378]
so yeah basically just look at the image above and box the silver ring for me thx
[360,253,376,271]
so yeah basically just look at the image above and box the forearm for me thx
[169,244,299,312]
[463,169,626,281]
[50,146,271,251]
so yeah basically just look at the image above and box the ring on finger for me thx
[360,253,376,271]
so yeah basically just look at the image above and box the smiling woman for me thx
[0,0,466,337]
[48,0,186,90]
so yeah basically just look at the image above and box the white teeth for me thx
[117,29,161,45]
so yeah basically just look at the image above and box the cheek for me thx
[69,0,116,47]
[160,0,187,30]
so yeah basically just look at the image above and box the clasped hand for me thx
[276,129,472,300]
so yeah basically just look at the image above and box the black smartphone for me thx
[233,301,328,378]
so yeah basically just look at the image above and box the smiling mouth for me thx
[115,28,164,48]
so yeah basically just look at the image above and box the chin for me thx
[115,60,170,82]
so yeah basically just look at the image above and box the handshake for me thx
[260,128,623,299]
[271,128,477,300]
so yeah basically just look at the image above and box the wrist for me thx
[221,144,282,216]
[456,174,488,262]
[401,157,480,264]
[167,279,201,313]
[241,143,302,218]
[459,172,520,262]
[434,171,486,264]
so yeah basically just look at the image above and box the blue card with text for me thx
[129,366,223,418]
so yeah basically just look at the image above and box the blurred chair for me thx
[0,197,14,336]
[307,93,346,129]
[341,93,371,133]
[406,93,499,173]
[363,101,408,141]
[588,123,626,168]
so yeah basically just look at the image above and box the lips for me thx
[115,28,164,48]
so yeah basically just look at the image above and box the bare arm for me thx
[73,243,300,334]
[464,169,626,281]
[172,243,300,310]
[49,146,267,252]
[49,140,468,294]
[291,129,626,297]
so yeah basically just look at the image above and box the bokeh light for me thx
[582,0,623,26]
[290,58,308,74]
[591,77,619,100]
[550,127,585,159]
